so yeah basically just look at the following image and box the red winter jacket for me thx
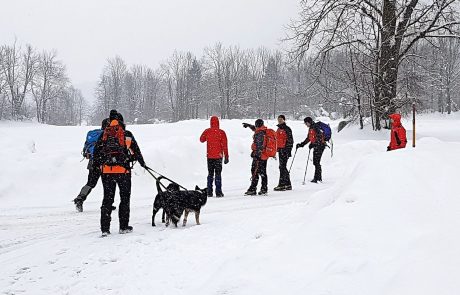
[200,116,229,159]
[388,113,407,151]
[251,126,269,160]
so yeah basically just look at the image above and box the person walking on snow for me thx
[199,116,229,198]
[274,115,293,191]
[296,117,326,183]
[73,118,110,212]
[93,110,146,237]
[387,113,407,151]
[243,119,269,196]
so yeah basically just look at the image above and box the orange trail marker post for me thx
[412,102,416,148]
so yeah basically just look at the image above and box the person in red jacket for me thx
[387,113,407,151]
[200,116,229,197]
[243,119,269,196]
[296,117,326,183]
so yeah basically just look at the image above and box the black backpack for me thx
[101,123,129,167]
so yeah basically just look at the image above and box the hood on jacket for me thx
[210,116,220,128]
[389,113,402,127]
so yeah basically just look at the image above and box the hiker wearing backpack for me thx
[93,110,146,236]
[243,119,277,196]
[73,118,110,212]
[274,115,293,191]
[200,116,229,198]
[296,117,328,183]
[387,113,407,151]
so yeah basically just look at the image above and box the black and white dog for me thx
[152,179,207,227]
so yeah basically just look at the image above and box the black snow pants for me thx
[249,158,268,192]
[76,159,101,202]
[278,150,291,187]
[100,173,132,232]
[312,145,325,181]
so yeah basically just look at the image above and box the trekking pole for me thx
[302,149,311,185]
[288,148,298,173]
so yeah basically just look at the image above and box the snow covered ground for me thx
[1,114,460,295]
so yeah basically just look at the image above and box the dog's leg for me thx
[152,207,158,227]
[165,213,170,227]
[162,210,166,223]
[183,209,190,227]
[195,209,201,225]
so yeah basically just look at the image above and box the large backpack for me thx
[83,129,104,158]
[317,122,332,142]
[263,129,278,158]
[101,123,129,167]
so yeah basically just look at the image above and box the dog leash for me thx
[144,166,189,191]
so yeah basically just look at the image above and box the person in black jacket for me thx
[92,110,146,236]
[296,117,326,183]
[274,115,293,191]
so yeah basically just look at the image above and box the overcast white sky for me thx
[0,0,299,99]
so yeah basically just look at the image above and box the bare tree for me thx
[0,42,37,120]
[31,50,68,123]
[288,0,460,129]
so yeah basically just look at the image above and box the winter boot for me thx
[244,189,257,196]
[119,226,133,234]
[274,185,286,191]
[101,231,111,237]
[216,191,224,198]
[258,187,268,195]
[74,198,84,212]
[284,185,292,191]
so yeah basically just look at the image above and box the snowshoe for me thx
[119,226,133,234]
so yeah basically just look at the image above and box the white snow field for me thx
[1,114,460,295]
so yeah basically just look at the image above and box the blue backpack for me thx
[317,122,332,142]
[83,129,104,158]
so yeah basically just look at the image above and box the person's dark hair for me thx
[109,109,118,121]
[116,112,124,123]
[278,115,286,121]
[255,119,264,128]
[304,117,314,125]
[101,118,110,129]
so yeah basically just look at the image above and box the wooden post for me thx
[412,102,416,148]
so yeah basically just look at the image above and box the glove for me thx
[296,143,303,149]
[309,143,315,150]
[139,161,147,168]
[243,123,250,128]
[224,157,229,164]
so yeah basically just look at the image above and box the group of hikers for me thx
[74,110,407,236]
